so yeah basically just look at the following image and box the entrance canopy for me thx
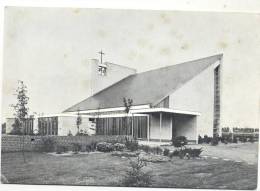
[130,108,200,142]
[130,108,201,116]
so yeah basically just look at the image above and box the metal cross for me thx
[98,50,105,64]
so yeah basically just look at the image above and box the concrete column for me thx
[132,115,134,137]
[147,115,150,142]
[160,112,162,142]
[171,115,173,140]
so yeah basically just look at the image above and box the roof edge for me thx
[152,54,223,106]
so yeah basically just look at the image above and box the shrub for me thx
[56,145,69,154]
[249,137,255,143]
[88,141,98,152]
[84,141,98,152]
[239,137,247,143]
[114,143,126,151]
[138,145,151,153]
[125,137,139,152]
[71,143,81,154]
[67,130,73,136]
[172,136,188,147]
[40,137,55,152]
[198,135,203,144]
[96,142,114,152]
[203,135,212,144]
[122,156,153,187]
[9,119,22,135]
[211,136,219,146]
[151,146,163,155]
[179,148,202,159]
[163,148,170,156]
[169,150,180,158]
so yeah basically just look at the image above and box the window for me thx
[89,118,96,122]
[98,65,107,76]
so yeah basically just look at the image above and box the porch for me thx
[131,108,200,143]
[94,108,200,143]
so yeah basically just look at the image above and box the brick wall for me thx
[1,135,131,152]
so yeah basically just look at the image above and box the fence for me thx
[221,127,259,141]
[1,135,132,152]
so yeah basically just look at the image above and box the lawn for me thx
[1,151,258,189]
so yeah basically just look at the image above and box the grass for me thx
[1,151,258,189]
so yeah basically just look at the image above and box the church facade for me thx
[64,54,222,143]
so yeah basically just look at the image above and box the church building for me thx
[64,53,222,143]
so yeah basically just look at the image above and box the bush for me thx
[125,137,139,152]
[86,141,97,152]
[163,148,170,156]
[96,142,114,152]
[151,146,163,155]
[138,145,151,153]
[9,119,22,135]
[71,143,81,154]
[40,137,55,152]
[114,143,126,151]
[249,137,255,143]
[211,136,219,146]
[56,145,69,154]
[179,148,202,159]
[169,150,180,158]
[203,135,212,144]
[122,156,153,187]
[239,137,247,143]
[198,135,203,144]
[67,130,73,136]
[233,137,238,143]
[172,136,187,147]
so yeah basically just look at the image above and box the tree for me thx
[10,118,22,135]
[10,80,29,163]
[76,109,82,134]
[123,97,133,136]
[10,80,29,134]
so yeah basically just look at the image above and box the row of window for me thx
[38,117,58,135]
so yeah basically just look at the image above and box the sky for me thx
[2,7,260,129]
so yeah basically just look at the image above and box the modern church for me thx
[63,53,222,143]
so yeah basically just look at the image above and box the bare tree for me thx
[11,80,29,163]
[123,97,133,136]
[76,109,82,134]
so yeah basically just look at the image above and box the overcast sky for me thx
[2,7,260,128]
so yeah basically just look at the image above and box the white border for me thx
[0,1,260,191]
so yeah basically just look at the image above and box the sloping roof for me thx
[64,54,222,112]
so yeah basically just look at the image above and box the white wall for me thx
[173,114,197,141]
[149,113,172,140]
[5,118,15,134]
[58,116,96,136]
[90,59,136,95]
[169,61,220,137]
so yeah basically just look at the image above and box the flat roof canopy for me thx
[130,108,201,116]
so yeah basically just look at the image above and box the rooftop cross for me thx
[98,50,105,64]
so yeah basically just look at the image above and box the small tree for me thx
[123,97,133,136]
[10,80,29,163]
[76,109,82,134]
[122,156,153,187]
[11,80,29,134]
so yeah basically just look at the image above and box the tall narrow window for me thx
[213,66,220,137]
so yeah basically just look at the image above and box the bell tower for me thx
[97,50,107,76]
[89,50,137,96]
